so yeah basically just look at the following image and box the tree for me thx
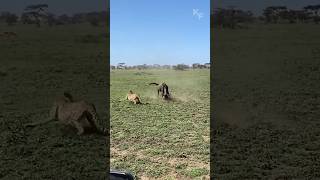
[86,12,100,26]
[6,14,18,26]
[174,64,189,70]
[304,5,320,24]
[1,12,18,26]
[88,16,99,26]
[263,6,287,23]
[213,8,236,29]
[192,63,200,69]
[213,8,254,29]
[304,5,320,16]
[46,13,56,26]
[71,13,86,24]
[23,4,49,27]
[57,14,71,25]
[117,63,126,69]
[285,10,310,24]
[21,12,32,24]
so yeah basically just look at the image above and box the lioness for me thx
[126,90,142,104]
[25,92,107,136]
[0,32,17,39]
[3,32,17,37]
[149,82,171,100]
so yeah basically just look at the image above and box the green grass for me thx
[213,24,320,178]
[110,69,210,179]
[0,23,108,179]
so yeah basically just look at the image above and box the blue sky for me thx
[110,0,210,66]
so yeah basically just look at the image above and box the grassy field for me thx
[213,24,320,178]
[0,23,108,179]
[4,18,320,180]
[110,69,210,179]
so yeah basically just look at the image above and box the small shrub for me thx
[0,70,7,77]
[75,34,101,43]
[174,64,189,71]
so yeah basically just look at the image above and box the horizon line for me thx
[110,62,211,66]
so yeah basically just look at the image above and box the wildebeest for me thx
[149,82,171,100]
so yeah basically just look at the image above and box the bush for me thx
[174,64,189,70]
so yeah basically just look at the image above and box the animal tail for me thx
[25,118,55,128]
[149,82,159,85]
[97,126,108,136]
[84,106,108,136]
[138,101,149,105]
[63,92,74,102]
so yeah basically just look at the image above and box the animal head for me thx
[129,90,133,94]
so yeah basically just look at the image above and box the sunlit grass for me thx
[110,69,210,179]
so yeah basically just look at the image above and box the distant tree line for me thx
[212,4,320,29]
[212,8,254,29]
[0,3,107,27]
[111,63,210,70]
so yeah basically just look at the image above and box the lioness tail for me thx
[25,118,55,128]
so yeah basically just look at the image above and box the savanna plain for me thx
[110,69,210,179]
[213,24,320,179]
[0,23,108,179]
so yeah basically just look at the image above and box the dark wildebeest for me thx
[149,82,170,100]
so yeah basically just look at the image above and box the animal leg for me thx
[49,103,58,120]
[73,121,85,135]
[84,111,99,132]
